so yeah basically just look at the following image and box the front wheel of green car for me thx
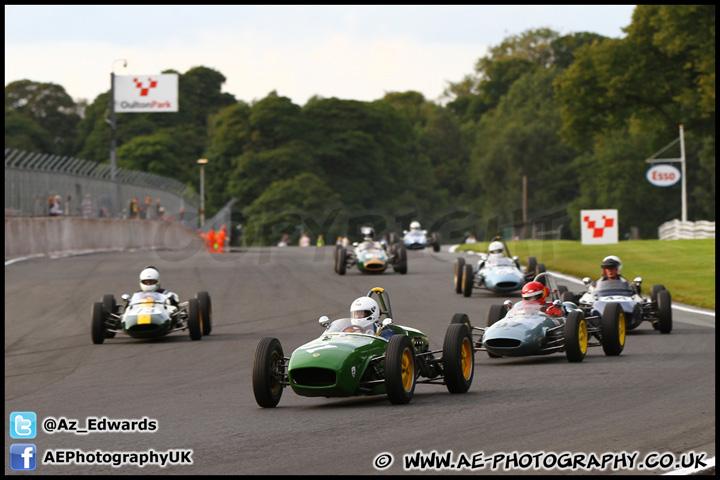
[252,337,285,408]
[385,335,416,405]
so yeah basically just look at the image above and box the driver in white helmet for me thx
[360,225,376,241]
[138,265,179,307]
[478,240,506,269]
[410,221,421,231]
[488,240,504,257]
[349,296,394,339]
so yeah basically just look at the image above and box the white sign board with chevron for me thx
[581,209,618,245]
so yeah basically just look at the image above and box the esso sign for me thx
[646,164,681,187]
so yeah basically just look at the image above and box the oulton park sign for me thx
[114,74,178,113]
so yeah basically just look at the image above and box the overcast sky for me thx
[5,5,636,106]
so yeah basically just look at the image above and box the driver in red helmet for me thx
[521,281,563,316]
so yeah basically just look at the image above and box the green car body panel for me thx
[288,322,429,398]
[355,243,388,273]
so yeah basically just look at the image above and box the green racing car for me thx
[252,287,474,407]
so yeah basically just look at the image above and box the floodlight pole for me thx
[110,59,127,183]
[679,124,687,222]
[197,159,209,228]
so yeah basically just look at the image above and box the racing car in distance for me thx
[252,287,474,407]
[335,226,407,275]
[566,277,672,334]
[91,290,212,343]
[394,221,440,252]
[454,272,625,362]
[454,237,543,296]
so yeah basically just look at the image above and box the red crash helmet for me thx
[522,281,548,303]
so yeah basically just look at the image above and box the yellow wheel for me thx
[400,349,414,392]
[565,311,587,362]
[601,303,625,356]
[443,323,474,393]
[386,335,416,404]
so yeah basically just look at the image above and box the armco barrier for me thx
[658,219,715,240]
[5,217,202,259]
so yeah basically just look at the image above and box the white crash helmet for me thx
[601,255,622,275]
[410,221,421,231]
[139,266,160,292]
[350,296,380,325]
[361,226,376,240]
[488,241,504,255]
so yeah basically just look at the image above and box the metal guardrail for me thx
[659,219,715,240]
[5,149,200,229]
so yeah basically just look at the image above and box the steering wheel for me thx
[342,325,366,333]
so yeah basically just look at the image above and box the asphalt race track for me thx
[5,246,715,475]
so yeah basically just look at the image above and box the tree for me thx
[468,67,578,234]
[116,132,182,178]
[555,5,715,224]
[5,80,81,154]
[5,107,54,152]
[242,172,341,245]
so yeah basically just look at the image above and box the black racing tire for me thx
[527,256,537,274]
[443,324,474,394]
[333,243,341,265]
[252,337,285,408]
[393,244,408,274]
[91,302,106,344]
[486,304,507,328]
[102,294,117,315]
[657,289,672,334]
[461,263,474,297]
[102,294,117,338]
[454,258,466,294]
[198,291,212,336]
[335,246,347,275]
[187,298,202,340]
[561,291,575,303]
[431,232,441,252]
[485,304,508,358]
[600,302,625,356]
[564,310,588,363]
[450,313,473,334]
[536,263,546,275]
[385,335,416,405]
[650,284,666,303]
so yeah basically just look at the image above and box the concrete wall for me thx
[5,217,202,259]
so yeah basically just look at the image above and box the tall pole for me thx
[110,59,126,216]
[522,175,527,239]
[110,71,116,183]
[679,124,687,222]
[197,159,208,228]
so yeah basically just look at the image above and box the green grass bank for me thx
[455,239,715,310]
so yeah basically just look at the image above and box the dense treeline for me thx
[5,5,715,244]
